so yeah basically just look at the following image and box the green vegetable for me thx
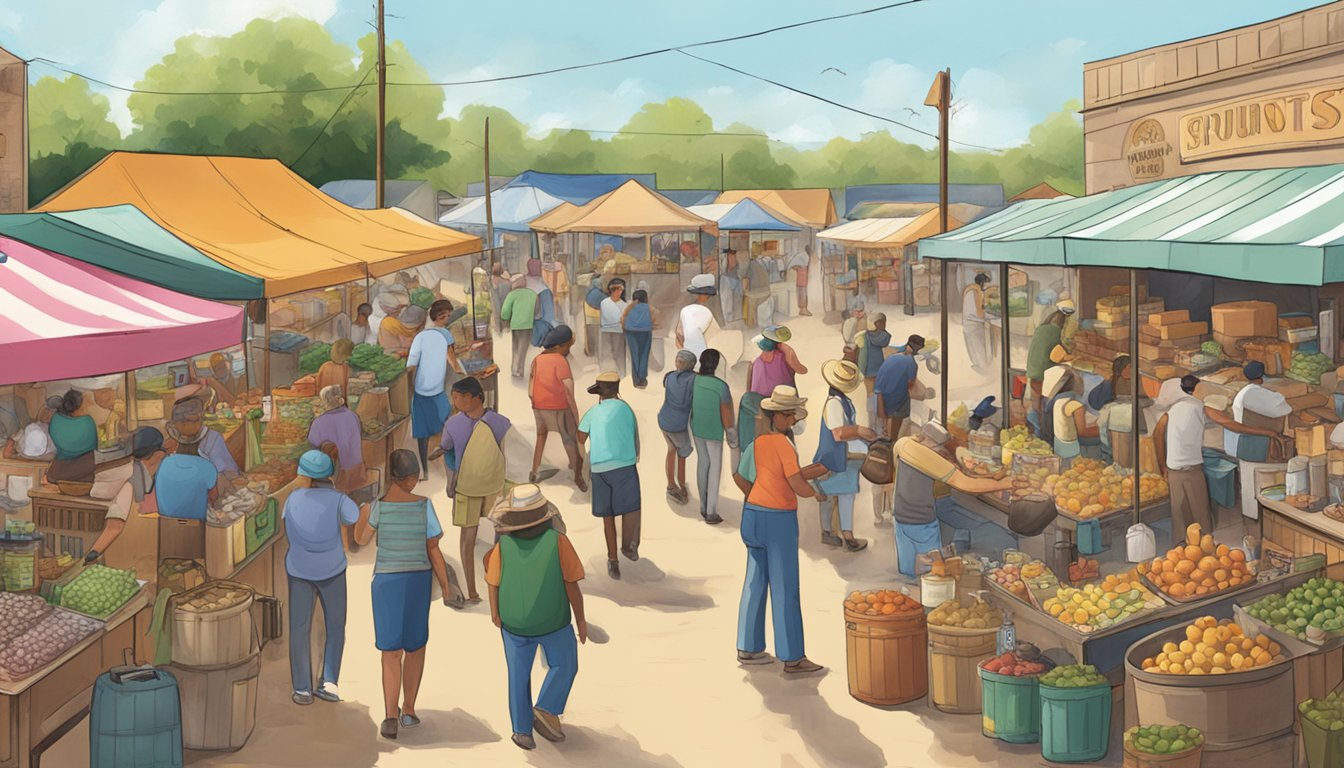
[410,287,435,310]
[298,342,332,376]
[1201,340,1222,357]
[1300,692,1344,734]
[1248,577,1344,638]
[1040,663,1107,688]
[59,565,138,618]
[1287,351,1332,385]
[1126,724,1203,754]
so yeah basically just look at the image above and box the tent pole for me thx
[1000,261,1011,429]
[940,258,949,426]
[1130,268,1141,525]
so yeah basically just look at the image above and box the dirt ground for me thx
[48,305,1136,768]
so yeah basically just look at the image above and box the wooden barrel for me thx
[845,607,928,705]
[929,624,997,713]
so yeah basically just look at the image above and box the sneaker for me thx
[512,733,536,751]
[533,707,565,743]
[705,512,724,525]
[380,718,399,740]
[820,533,843,548]
[784,657,825,675]
[607,560,621,579]
[400,712,421,729]
[843,536,869,552]
[737,650,774,665]
[292,691,314,706]
[314,683,340,703]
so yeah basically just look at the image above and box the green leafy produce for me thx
[1040,663,1107,688]
[348,343,406,384]
[410,287,435,309]
[1200,340,1222,357]
[1125,724,1203,755]
[1246,577,1344,639]
[59,565,138,618]
[1300,692,1344,733]
[1288,351,1332,385]
[298,342,332,376]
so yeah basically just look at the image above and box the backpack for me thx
[585,283,606,310]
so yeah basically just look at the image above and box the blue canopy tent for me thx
[439,186,568,273]
[503,171,656,205]
[659,189,720,207]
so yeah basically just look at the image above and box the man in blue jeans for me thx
[282,450,367,705]
[484,485,587,752]
[891,421,1013,578]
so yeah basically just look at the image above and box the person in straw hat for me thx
[483,484,586,751]
[156,398,222,520]
[731,385,828,674]
[678,273,718,359]
[813,360,876,552]
[578,371,641,578]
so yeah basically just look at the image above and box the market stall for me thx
[688,198,803,324]
[439,185,567,275]
[819,208,962,313]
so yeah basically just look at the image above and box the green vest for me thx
[498,529,570,637]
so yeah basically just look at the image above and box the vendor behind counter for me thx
[47,390,98,484]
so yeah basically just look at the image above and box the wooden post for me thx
[925,68,952,424]
[483,118,495,276]
[1000,261,1011,429]
[1130,269,1141,523]
[374,0,386,209]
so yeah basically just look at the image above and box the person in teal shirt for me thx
[46,390,98,484]
[578,371,640,578]
[689,349,736,525]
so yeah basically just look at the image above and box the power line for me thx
[287,68,375,168]
[28,58,364,96]
[675,50,1004,152]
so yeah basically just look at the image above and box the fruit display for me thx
[843,589,922,617]
[1040,663,1107,688]
[1136,523,1253,601]
[1000,425,1051,464]
[0,593,52,646]
[298,342,333,376]
[350,343,406,385]
[1245,577,1344,641]
[37,555,75,582]
[177,583,252,613]
[1300,692,1344,733]
[1041,575,1164,632]
[928,599,998,629]
[1068,557,1100,583]
[1125,724,1204,756]
[989,560,1056,601]
[980,651,1049,677]
[0,611,101,679]
[1288,351,1332,385]
[263,418,307,445]
[1043,459,1168,519]
[1139,616,1284,675]
[59,565,140,618]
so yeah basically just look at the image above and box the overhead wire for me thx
[287,68,375,168]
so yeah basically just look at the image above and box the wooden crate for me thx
[845,610,928,705]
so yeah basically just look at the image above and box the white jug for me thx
[1126,523,1156,564]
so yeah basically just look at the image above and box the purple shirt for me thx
[308,407,364,471]
[750,351,794,396]
[440,410,511,493]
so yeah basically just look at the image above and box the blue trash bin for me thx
[1202,447,1237,509]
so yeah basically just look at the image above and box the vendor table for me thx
[1258,494,1344,563]
[361,415,409,491]
[28,486,157,584]
[951,490,1171,563]
[0,592,150,768]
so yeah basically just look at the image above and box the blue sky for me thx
[0,0,1322,149]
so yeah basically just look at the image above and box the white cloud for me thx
[530,112,572,138]
[104,0,338,134]
[707,85,733,97]
[1053,38,1087,57]
[0,7,21,34]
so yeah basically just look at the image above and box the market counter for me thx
[0,592,150,768]
[951,490,1171,563]
[1258,493,1344,563]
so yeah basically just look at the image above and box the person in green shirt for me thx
[1025,300,1075,433]
[46,389,98,484]
[484,485,586,752]
[690,349,736,525]
[500,275,539,379]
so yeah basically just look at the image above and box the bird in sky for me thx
[820,67,847,76]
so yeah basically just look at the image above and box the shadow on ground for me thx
[525,724,683,768]
[743,666,887,768]
[580,556,715,611]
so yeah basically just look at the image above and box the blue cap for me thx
[297,449,335,480]
[972,396,999,421]
[1243,360,1265,380]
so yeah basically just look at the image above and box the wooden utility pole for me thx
[375,0,387,208]
[483,118,495,274]
[926,68,952,423]
[720,153,725,192]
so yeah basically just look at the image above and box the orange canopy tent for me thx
[714,189,838,230]
[38,152,482,297]
[529,180,715,235]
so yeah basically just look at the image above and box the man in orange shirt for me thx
[731,385,828,675]
[528,326,586,492]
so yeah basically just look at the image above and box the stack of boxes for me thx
[1072,286,1165,366]
[1139,309,1210,380]
[1210,300,1290,373]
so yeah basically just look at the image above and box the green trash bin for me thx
[1040,681,1112,762]
[979,667,1041,744]
[1301,709,1344,768]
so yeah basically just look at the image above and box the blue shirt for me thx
[408,327,454,396]
[579,399,639,473]
[624,303,653,332]
[657,370,696,433]
[155,454,218,521]
[283,487,360,581]
[875,353,918,414]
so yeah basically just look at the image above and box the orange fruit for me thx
[1229,549,1246,562]
[1169,583,1186,598]
[1184,545,1203,561]
[881,603,897,615]
[1175,560,1196,575]
[1198,556,1220,573]
[1191,569,1207,582]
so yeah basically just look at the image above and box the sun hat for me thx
[542,324,574,348]
[586,370,621,395]
[762,325,792,344]
[298,449,335,480]
[130,427,165,459]
[488,484,561,533]
[400,305,427,328]
[760,385,808,419]
[1043,366,1073,399]
[821,360,862,394]
[687,273,718,296]
[1056,298,1076,315]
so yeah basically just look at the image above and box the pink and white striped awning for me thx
[0,236,244,385]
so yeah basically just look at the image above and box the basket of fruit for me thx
[999,425,1052,467]
[1045,459,1168,520]
[1300,692,1344,768]
[1135,523,1255,604]
[843,589,927,706]
[1040,664,1112,763]
[1243,577,1344,645]
[1122,724,1204,768]
[978,647,1052,744]
[928,596,1000,714]
[1041,571,1164,635]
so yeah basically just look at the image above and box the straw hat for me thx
[1056,298,1076,315]
[760,385,808,419]
[821,360,862,394]
[1042,366,1073,399]
[762,326,792,344]
[488,484,560,533]
[586,370,621,395]
[687,273,717,296]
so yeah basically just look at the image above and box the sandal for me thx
[380,717,399,740]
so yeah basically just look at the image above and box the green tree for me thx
[29,76,122,158]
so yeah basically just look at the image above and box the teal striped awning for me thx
[919,165,1344,286]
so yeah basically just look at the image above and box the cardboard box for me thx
[1138,343,1172,362]
[1211,301,1277,338]
[1096,306,1129,324]
[1264,377,1310,400]
[1159,321,1209,340]
[1148,310,1191,326]
[1297,424,1327,457]
[1279,315,1315,330]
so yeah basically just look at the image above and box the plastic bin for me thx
[979,667,1041,743]
[1201,448,1236,509]
[1040,681,1112,762]
[1301,709,1344,768]
[89,667,183,768]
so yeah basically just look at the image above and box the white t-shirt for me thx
[824,396,867,454]
[1165,395,1207,469]
[1224,383,1291,454]
[678,303,714,357]
[599,298,628,333]
[407,327,454,396]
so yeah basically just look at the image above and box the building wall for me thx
[0,48,25,212]
[1083,2,1344,193]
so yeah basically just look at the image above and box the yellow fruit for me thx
[1202,628,1219,646]
[1162,642,1178,654]
[1212,652,1228,667]
[1073,609,1088,625]
[1169,651,1186,664]
[1179,640,1195,655]
[1231,653,1244,669]
[1184,625,1201,643]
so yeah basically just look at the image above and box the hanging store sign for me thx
[1180,83,1344,161]
[1125,119,1173,181]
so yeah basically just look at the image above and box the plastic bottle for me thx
[996,611,1016,656]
